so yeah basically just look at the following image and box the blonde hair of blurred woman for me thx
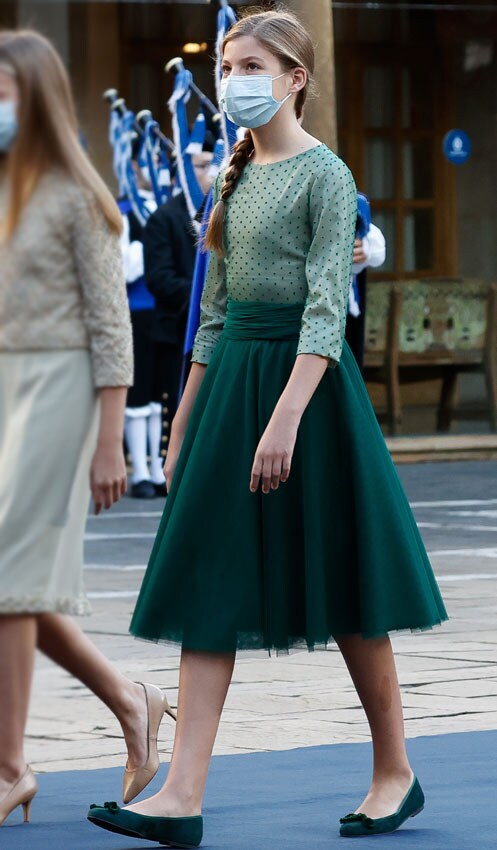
[0,28,121,241]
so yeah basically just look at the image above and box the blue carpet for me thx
[2,730,494,849]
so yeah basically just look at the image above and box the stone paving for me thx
[26,461,497,774]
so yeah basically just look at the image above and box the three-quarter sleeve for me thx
[73,194,133,388]
[191,179,227,365]
[297,162,357,365]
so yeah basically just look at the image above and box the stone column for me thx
[17,2,70,65]
[284,0,337,151]
[13,1,117,184]
[69,3,120,186]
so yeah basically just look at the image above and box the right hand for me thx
[90,440,127,515]
[163,426,185,492]
[353,237,368,265]
[250,411,299,494]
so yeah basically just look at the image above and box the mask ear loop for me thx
[271,73,294,106]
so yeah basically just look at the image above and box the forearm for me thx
[172,363,207,436]
[273,354,329,426]
[97,386,127,446]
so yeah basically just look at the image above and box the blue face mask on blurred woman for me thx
[219,74,292,129]
[0,101,18,152]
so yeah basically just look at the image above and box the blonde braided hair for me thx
[203,9,315,256]
[203,131,254,256]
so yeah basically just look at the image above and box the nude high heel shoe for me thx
[0,766,38,826]
[123,683,176,804]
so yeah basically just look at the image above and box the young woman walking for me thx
[89,10,447,846]
[0,30,175,828]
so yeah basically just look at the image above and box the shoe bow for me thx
[339,812,375,829]
[89,802,120,813]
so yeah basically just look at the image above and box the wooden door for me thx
[336,43,456,280]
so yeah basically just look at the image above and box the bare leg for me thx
[127,649,236,817]
[0,615,37,796]
[336,634,413,819]
[37,613,151,769]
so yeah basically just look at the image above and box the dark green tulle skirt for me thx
[130,301,447,652]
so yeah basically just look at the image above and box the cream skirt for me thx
[0,350,98,614]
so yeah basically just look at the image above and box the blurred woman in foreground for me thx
[0,30,174,827]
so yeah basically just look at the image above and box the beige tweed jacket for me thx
[0,168,133,388]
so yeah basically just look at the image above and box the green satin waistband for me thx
[223,301,305,341]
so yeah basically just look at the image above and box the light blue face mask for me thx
[219,73,292,129]
[0,100,18,152]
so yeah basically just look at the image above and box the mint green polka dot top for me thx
[192,144,357,366]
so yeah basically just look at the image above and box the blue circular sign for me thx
[443,129,471,165]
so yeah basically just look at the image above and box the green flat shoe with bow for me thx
[339,776,425,838]
[87,801,203,848]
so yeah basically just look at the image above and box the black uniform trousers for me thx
[345,270,367,372]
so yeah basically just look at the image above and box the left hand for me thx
[250,414,299,494]
[90,441,127,515]
[353,237,367,265]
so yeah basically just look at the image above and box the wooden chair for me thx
[363,279,497,435]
